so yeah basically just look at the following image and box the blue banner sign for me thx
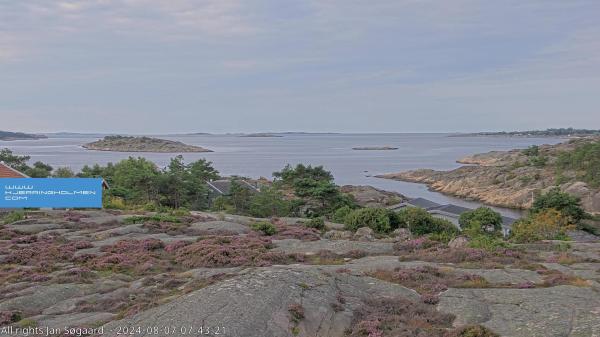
[0,178,103,208]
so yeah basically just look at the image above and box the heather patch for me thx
[369,266,488,304]
[3,238,77,268]
[267,218,320,241]
[346,297,455,337]
[173,236,295,268]
[537,269,590,287]
[141,221,191,235]
[445,325,499,337]
[87,239,173,275]
[0,310,22,327]
[396,244,539,269]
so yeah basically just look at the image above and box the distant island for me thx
[83,135,213,153]
[0,130,47,141]
[352,146,398,150]
[452,128,600,138]
[240,133,283,138]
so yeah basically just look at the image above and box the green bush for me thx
[510,208,574,243]
[468,235,508,251]
[2,211,25,224]
[304,217,325,230]
[331,205,353,223]
[124,214,181,224]
[251,221,277,236]
[531,187,586,224]
[344,208,394,233]
[458,207,503,237]
[395,207,458,236]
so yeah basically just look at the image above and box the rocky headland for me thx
[83,136,212,153]
[378,137,600,215]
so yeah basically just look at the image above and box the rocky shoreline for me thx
[378,138,600,215]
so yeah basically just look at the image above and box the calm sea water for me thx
[1,133,564,218]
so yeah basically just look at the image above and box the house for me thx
[0,162,29,178]
[387,197,441,211]
[388,196,516,236]
[206,178,260,204]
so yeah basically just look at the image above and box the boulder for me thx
[448,236,469,249]
[391,228,411,242]
[323,230,353,240]
[353,227,374,242]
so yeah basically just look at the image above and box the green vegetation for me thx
[124,214,182,224]
[273,164,355,217]
[530,187,586,224]
[396,207,458,236]
[511,209,574,243]
[344,207,398,233]
[251,221,277,236]
[2,210,25,224]
[556,140,600,187]
[303,217,325,230]
[459,207,503,237]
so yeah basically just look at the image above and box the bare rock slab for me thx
[438,285,600,337]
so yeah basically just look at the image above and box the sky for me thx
[1,0,599,134]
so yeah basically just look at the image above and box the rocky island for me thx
[0,131,47,141]
[378,137,600,215]
[352,146,398,150]
[240,133,283,137]
[83,135,213,153]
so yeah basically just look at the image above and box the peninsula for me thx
[378,137,600,215]
[83,135,213,153]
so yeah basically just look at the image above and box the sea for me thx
[1,133,565,218]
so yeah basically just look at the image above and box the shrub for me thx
[331,206,353,223]
[459,207,503,237]
[304,217,325,230]
[530,187,586,224]
[396,207,458,236]
[344,208,394,233]
[510,209,574,243]
[251,221,278,236]
[2,211,25,224]
[124,214,181,224]
[468,235,508,251]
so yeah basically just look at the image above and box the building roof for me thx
[406,197,442,210]
[429,204,472,215]
[0,162,28,178]
[207,179,259,195]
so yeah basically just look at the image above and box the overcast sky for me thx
[1,0,599,134]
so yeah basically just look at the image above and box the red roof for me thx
[0,162,28,178]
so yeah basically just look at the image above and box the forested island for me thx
[83,135,212,153]
[453,128,600,137]
[0,130,47,141]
